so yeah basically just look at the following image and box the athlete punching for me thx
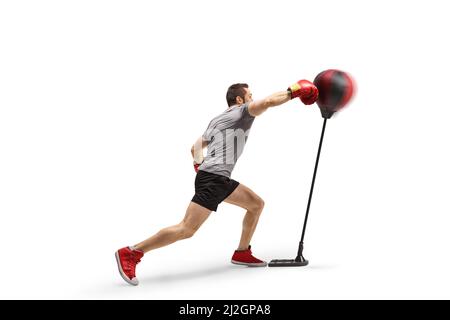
[115,80,319,285]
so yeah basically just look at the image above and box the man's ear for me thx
[236,96,244,105]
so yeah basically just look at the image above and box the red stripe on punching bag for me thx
[340,71,354,108]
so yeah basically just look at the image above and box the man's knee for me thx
[250,196,265,214]
[179,224,197,239]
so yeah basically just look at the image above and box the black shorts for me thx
[191,170,240,212]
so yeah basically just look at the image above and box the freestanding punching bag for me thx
[269,69,355,267]
[314,69,355,119]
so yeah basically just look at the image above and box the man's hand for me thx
[191,136,208,172]
[193,161,202,173]
[288,80,319,105]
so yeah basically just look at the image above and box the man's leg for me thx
[224,184,265,251]
[116,202,211,285]
[134,201,211,253]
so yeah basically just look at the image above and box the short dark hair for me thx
[226,83,248,107]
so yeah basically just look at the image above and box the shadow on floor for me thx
[139,264,263,285]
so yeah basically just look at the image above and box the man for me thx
[115,80,319,285]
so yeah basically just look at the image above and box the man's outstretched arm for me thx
[248,91,291,117]
[248,80,318,117]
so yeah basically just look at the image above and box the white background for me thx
[1,0,449,300]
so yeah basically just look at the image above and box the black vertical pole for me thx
[295,118,328,262]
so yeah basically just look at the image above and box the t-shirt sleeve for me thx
[202,128,209,141]
[202,120,213,142]
[241,103,255,120]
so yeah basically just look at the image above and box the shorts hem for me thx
[191,199,217,212]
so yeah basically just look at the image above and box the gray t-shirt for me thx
[199,103,255,177]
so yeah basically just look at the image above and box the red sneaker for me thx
[231,245,267,267]
[115,247,144,286]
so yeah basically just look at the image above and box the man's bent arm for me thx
[248,90,291,117]
[191,136,208,164]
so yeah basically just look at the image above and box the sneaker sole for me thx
[115,251,139,286]
[231,260,268,267]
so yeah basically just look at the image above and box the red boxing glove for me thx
[288,79,319,105]
[194,162,201,173]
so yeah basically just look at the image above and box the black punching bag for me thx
[269,69,356,268]
[313,69,355,118]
